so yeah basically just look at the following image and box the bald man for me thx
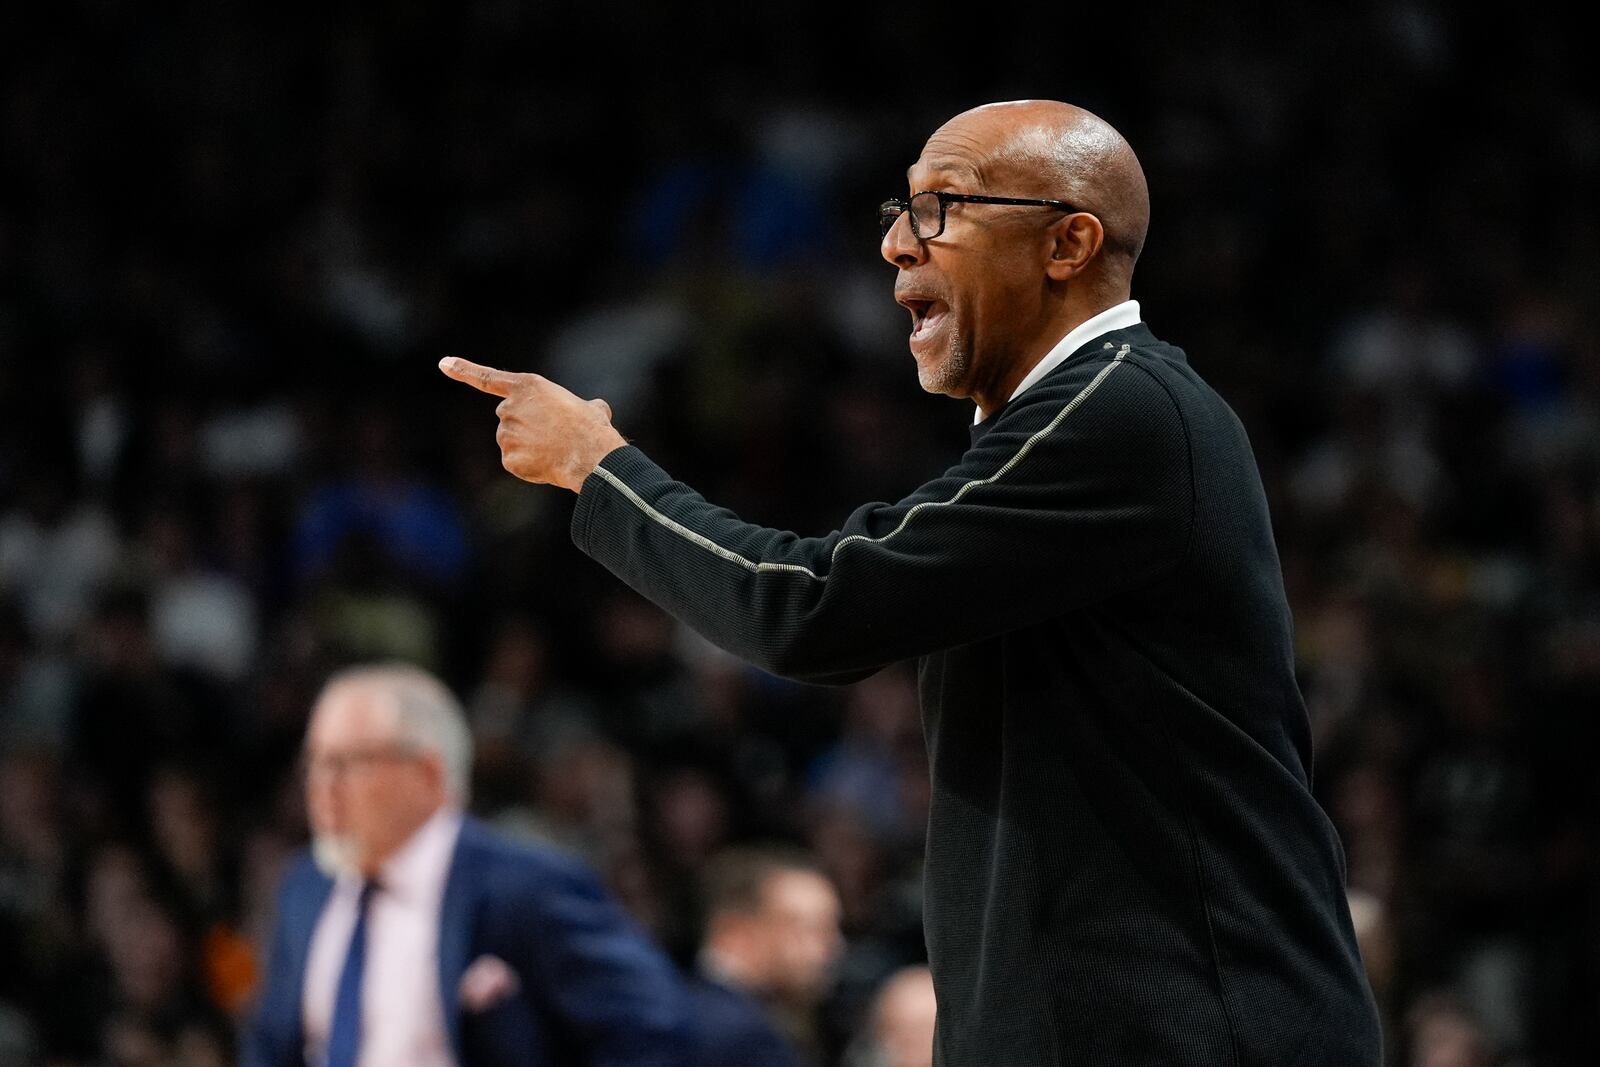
[442,101,1382,1065]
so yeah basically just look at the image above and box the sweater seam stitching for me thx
[589,352,1130,581]
[590,466,827,580]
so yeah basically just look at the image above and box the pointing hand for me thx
[439,357,626,493]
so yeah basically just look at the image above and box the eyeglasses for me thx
[878,190,1078,240]
[303,744,424,779]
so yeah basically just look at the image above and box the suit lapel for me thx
[436,817,482,1061]
[284,863,335,1067]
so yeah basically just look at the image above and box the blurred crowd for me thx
[1,2,1596,1065]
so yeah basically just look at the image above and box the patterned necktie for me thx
[325,880,377,1067]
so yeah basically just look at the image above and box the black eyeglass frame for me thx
[878,190,1079,239]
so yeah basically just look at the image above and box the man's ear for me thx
[1045,212,1105,282]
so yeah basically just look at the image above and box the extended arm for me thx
[443,351,1193,684]
[572,355,1193,683]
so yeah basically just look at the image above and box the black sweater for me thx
[571,322,1382,1066]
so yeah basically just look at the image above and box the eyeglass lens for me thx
[909,192,942,239]
[880,192,945,239]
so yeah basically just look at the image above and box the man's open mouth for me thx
[899,296,949,342]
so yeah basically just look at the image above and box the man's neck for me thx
[973,296,1131,420]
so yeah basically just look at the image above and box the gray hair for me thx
[319,662,475,803]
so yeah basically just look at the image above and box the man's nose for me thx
[880,212,927,269]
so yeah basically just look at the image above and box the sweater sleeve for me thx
[571,354,1193,684]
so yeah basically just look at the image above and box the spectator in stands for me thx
[842,966,936,1067]
[693,846,844,1066]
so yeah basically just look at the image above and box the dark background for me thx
[1,2,1596,1064]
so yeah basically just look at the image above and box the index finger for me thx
[438,357,522,398]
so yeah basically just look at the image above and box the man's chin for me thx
[915,350,969,398]
[311,834,365,878]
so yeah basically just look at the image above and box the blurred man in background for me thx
[1404,993,1495,1067]
[843,966,936,1067]
[241,663,691,1067]
[693,846,844,1067]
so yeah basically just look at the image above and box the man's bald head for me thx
[925,100,1150,279]
[884,99,1151,416]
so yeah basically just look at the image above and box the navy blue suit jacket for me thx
[242,817,692,1067]
[687,972,801,1067]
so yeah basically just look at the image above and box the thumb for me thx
[589,398,613,422]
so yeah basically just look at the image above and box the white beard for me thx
[311,833,364,878]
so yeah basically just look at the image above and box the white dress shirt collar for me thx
[372,805,463,902]
[976,299,1143,423]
